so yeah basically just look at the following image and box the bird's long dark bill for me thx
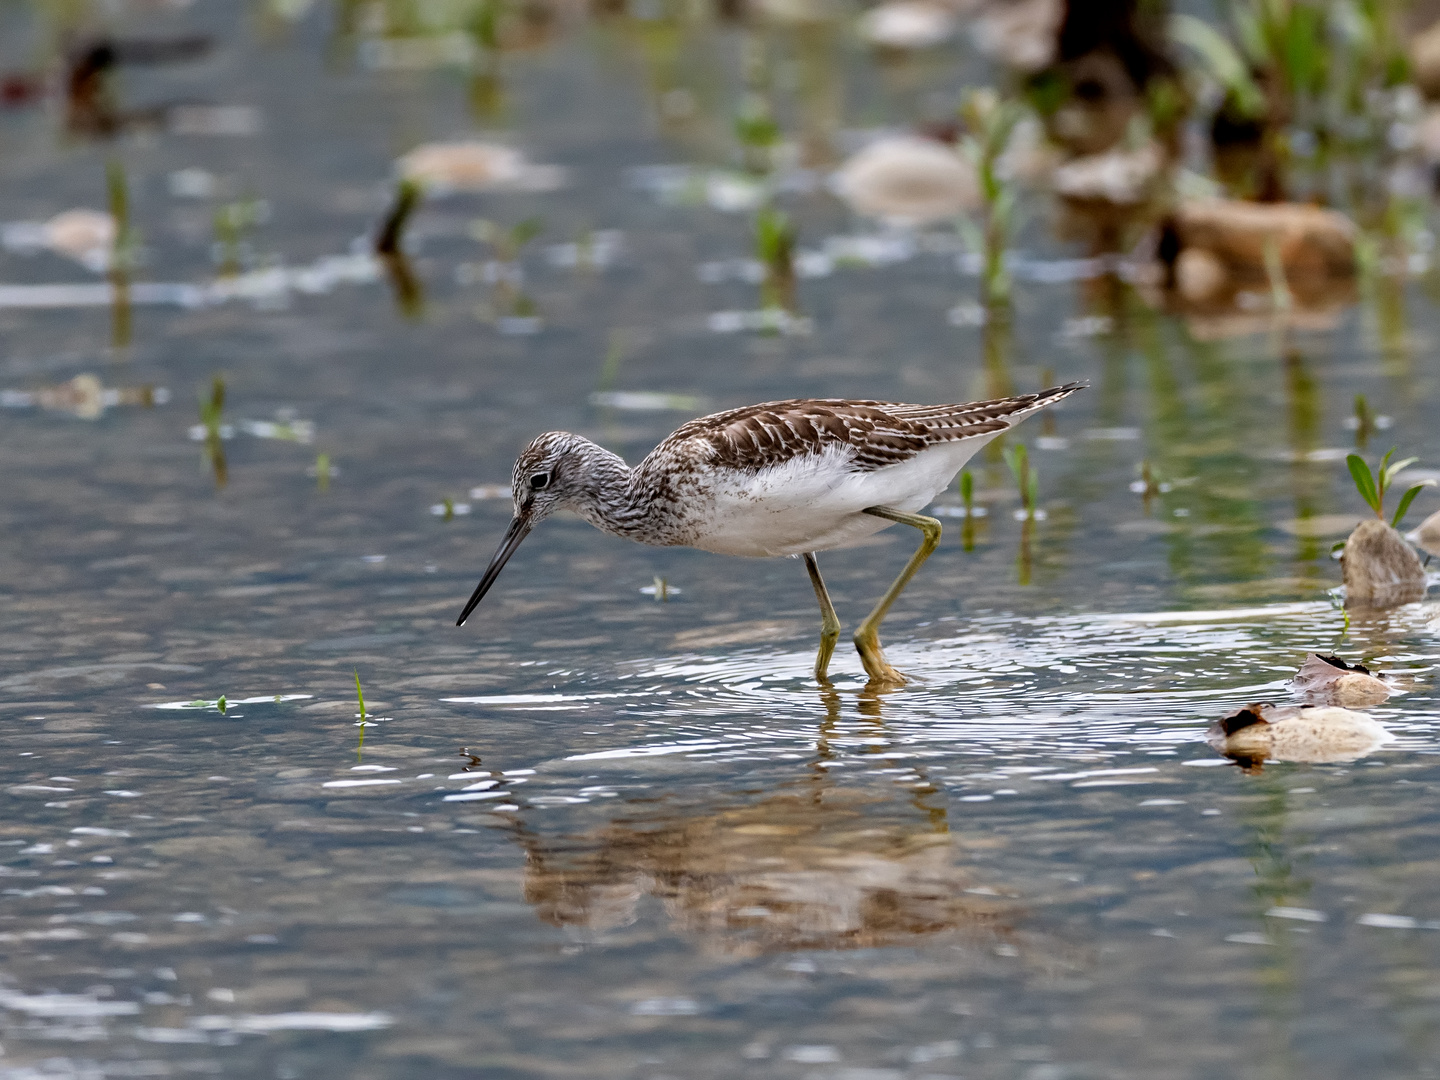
[456,515,532,627]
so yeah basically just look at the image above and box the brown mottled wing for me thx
[662,383,1083,473]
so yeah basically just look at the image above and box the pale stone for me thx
[832,136,979,225]
[857,1,957,48]
[1209,703,1394,765]
[1342,517,1427,609]
[1175,198,1357,279]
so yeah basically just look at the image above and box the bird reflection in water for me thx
[502,691,1070,964]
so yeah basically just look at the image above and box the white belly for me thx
[685,439,995,557]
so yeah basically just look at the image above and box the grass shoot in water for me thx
[213,197,265,276]
[375,179,426,318]
[355,668,367,760]
[1003,444,1038,585]
[754,205,796,313]
[315,452,331,492]
[106,159,133,349]
[1003,443,1039,520]
[1352,394,1374,447]
[957,88,1025,310]
[376,178,423,256]
[470,217,543,320]
[198,375,228,489]
[1347,447,1435,529]
[959,470,976,551]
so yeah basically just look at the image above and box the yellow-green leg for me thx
[854,506,942,688]
[803,552,841,684]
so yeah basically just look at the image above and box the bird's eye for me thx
[529,472,550,491]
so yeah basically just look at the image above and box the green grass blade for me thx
[1347,453,1380,514]
[1391,483,1435,529]
[354,668,366,721]
[1380,456,1418,490]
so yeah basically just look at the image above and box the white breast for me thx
[685,437,997,557]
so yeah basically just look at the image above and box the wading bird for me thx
[458,385,1083,686]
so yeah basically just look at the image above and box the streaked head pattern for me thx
[508,430,594,526]
[457,431,625,627]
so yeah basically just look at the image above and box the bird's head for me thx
[456,431,598,627]
[508,430,594,525]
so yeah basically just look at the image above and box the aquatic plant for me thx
[314,452,331,492]
[753,205,796,313]
[1131,460,1162,510]
[734,98,781,170]
[1004,444,1039,586]
[470,217,543,323]
[1350,394,1373,447]
[198,375,228,489]
[376,178,423,256]
[959,469,975,551]
[957,89,1026,309]
[1003,443,1039,520]
[472,216,543,263]
[213,197,266,276]
[1346,447,1434,529]
[106,160,134,348]
[733,32,782,176]
[355,668,367,759]
[1170,0,1410,201]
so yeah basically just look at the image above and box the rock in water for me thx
[1208,703,1393,767]
[831,136,980,226]
[1342,518,1428,609]
[1174,247,1228,303]
[1288,653,1390,706]
[857,1,957,49]
[1173,199,1356,281]
[1406,508,1440,562]
[1411,19,1440,100]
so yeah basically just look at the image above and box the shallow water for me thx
[4,3,1440,1078]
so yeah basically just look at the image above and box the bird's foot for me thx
[855,633,908,689]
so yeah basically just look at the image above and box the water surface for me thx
[3,3,1440,1078]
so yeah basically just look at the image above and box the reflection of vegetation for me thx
[1283,347,1324,568]
[1130,291,1274,589]
[1239,777,1311,1079]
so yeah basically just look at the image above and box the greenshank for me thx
[458,384,1083,686]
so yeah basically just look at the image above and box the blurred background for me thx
[2,0,1440,1077]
